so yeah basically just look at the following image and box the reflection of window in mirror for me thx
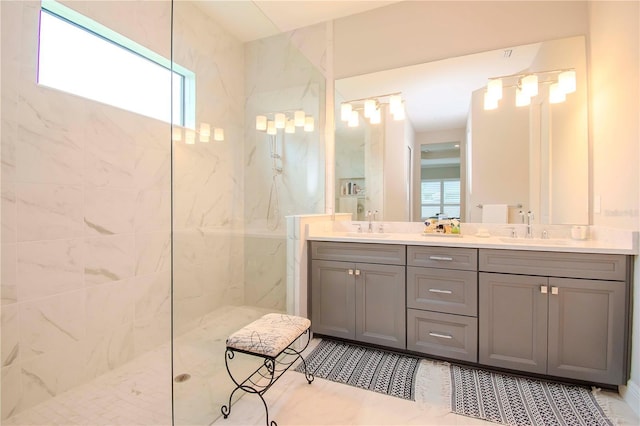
[420,142,461,220]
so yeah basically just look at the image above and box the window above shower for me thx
[37,0,194,127]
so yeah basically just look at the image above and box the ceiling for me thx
[195,1,401,42]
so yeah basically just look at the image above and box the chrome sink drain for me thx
[174,373,191,383]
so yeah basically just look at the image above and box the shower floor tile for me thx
[4,305,275,426]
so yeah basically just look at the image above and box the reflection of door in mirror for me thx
[418,140,463,221]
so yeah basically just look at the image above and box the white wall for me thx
[588,0,640,412]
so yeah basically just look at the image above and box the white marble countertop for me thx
[306,221,639,255]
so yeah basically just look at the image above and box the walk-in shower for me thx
[1,1,325,425]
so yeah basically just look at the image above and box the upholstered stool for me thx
[221,313,314,426]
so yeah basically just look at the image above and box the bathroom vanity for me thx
[307,229,634,386]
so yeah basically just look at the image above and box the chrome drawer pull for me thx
[429,256,454,261]
[348,269,354,275]
[551,286,559,295]
[355,269,360,276]
[428,288,453,294]
[429,332,453,339]
[540,285,548,294]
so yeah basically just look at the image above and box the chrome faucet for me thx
[526,211,534,238]
[367,210,378,233]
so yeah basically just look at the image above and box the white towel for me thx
[339,197,358,219]
[482,204,509,223]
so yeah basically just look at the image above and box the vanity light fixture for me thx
[484,92,498,110]
[515,87,531,107]
[185,129,196,145]
[548,82,566,104]
[370,107,381,124]
[256,115,267,131]
[256,109,315,134]
[389,94,402,116]
[340,103,352,121]
[341,92,405,127]
[285,118,295,134]
[558,70,576,94]
[520,74,539,97]
[199,123,211,141]
[274,113,286,129]
[266,120,277,135]
[172,122,225,144]
[348,109,359,127]
[304,116,315,132]
[363,99,377,118]
[487,78,503,101]
[392,102,406,120]
[483,68,577,110]
[294,110,306,127]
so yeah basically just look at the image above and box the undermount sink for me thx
[344,232,391,239]
[499,237,571,246]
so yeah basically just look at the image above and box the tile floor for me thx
[4,306,639,426]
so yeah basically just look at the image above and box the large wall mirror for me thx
[334,36,588,225]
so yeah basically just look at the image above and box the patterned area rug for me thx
[450,364,613,426]
[295,339,420,400]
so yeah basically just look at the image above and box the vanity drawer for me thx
[407,246,477,271]
[310,241,405,265]
[479,249,628,281]
[407,309,478,362]
[407,267,477,316]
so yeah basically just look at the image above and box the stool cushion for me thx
[226,313,311,358]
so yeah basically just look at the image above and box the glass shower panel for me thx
[243,32,326,310]
[1,1,173,424]
[170,2,326,425]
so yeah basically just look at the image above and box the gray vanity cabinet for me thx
[406,246,478,362]
[310,242,406,349]
[479,249,629,385]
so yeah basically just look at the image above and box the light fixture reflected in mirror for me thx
[392,102,405,120]
[256,115,267,131]
[340,92,404,127]
[549,82,566,104]
[172,122,225,144]
[558,70,576,94]
[484,92,498,110]
[348,109,359,127]
[521,74,539,97]
[370,107,381,124]
[294,110,305,127]
[256,109,315,134]
[515,87,530,107]
[482,68,576,110]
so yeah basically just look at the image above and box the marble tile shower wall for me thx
[244,34,326,230]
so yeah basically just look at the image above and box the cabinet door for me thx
[355,263,406,349]
[310,260,355,339]
[479,273,548,374]
[547,278,626,384]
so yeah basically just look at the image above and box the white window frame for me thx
[38,0,195,127]
[420,178,461,219]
